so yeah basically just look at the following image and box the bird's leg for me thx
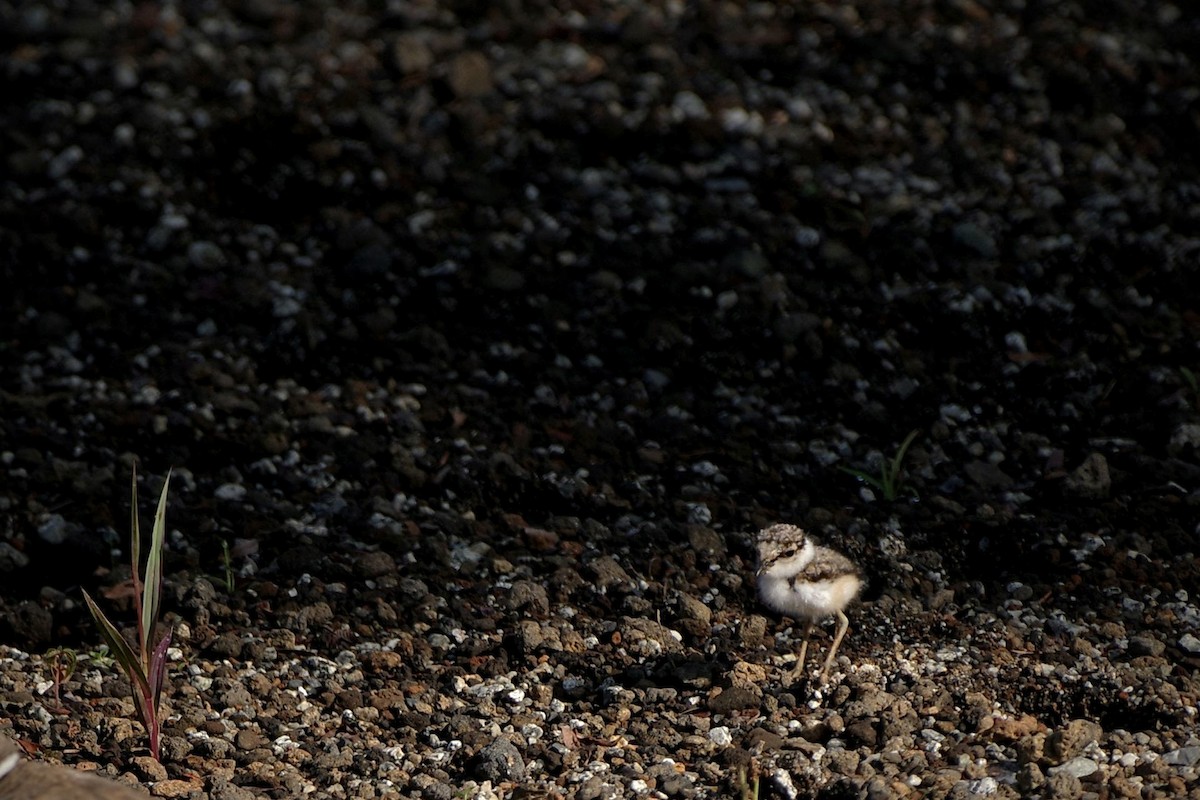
[819,610,851,682]
[786,621,814,684]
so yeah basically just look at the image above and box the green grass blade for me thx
[82,590,150,697]
[839,466,885,493]
[130,467,140,574]
[130,467,144,657]
[1182,367,1197,391]
[141,469,171,664]
[891,429,920,477]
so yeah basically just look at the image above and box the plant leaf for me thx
[148,631,173,708]
[839,466,885,492]
[141,469,171,666]
[130,467,144,659]
[891,429,920,476]
[81,590,150,697]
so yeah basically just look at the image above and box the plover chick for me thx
[755,523,864,683]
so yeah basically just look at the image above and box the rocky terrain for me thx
[1,0,1199,798]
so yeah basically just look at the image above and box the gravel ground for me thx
[2,0,1200,798]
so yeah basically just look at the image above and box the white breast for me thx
[758,570,862,621]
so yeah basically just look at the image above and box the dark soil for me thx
[2,1,1199,798]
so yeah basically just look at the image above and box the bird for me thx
[754,523,864,683]
[0,735,148,799]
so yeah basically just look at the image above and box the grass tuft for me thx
[840,428,920,501]
[82,466,174,761]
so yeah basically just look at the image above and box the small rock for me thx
[964,777,998,795]
[0,542,30,571]
[209,632,242,658]
[152,778,204,798]
[739,615,768,647]
[686,526,726,557]
[392,32,433,74]
[361,650,405,672]
[1168,423,1200,456]
[334,688,364,711]
[187,240,226,269]
[673,592,711,625]
[1178,633,1200,655]
[620,617,683,657]
[990,714,1042,742]
[588,556,632,590]
[235,729,267,750]
[1063,453,1110,500]
[37,514,73,544]
[214,483,247,501]
[845,690,895,719]
[709,726,732,746]
[965,461,1014,490]
[845,719,878,747]
[8,600,52,645]
[1163,746,1200,767]
[1049,757,1098,779]
[354,550,396,579]
[728,661,767,690]
[1046,720,1103,764]
[880,697,920,739]
[743,727,785,751]
[420,782,455,800]
[1046,771,1082,799]
[1006,582,1034,602]
[660,771,694,797]
[445,51,492,97]
[159,735,191,762]
[706,687,760,715]
[208,776,259,800]
[953,221,998,258]
[0,736,150,799]
[508,580,550,615]
[1016,763,1046,791]
[130,755,169,782]
[1015,733,1046,764]
[471,737,525,782]
[1128,634,1165,657]
[513,620,549,653]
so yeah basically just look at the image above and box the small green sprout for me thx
[44,646,77,714]
[840,429,920,501]
[80,645,117,670]
[220,538,236,594]
[82,467,174,762]
[1181,366,1198,392]
[736,761,760,800]
[1181,367,1199,409]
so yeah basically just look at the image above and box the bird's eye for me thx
[781,548,795,558]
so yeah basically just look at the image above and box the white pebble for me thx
[709,726,732,746]
[214,483,247,501]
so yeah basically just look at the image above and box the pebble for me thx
[214,483,247,501]
[708,726,732,746]
[472,738,526,782]
[1049,757,1099,779]
[1047,720,1103,763]
[1163,746,1200,767]
[36,514,71,544]
[1064,453,1111,499]
[1178,633,1200,655]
